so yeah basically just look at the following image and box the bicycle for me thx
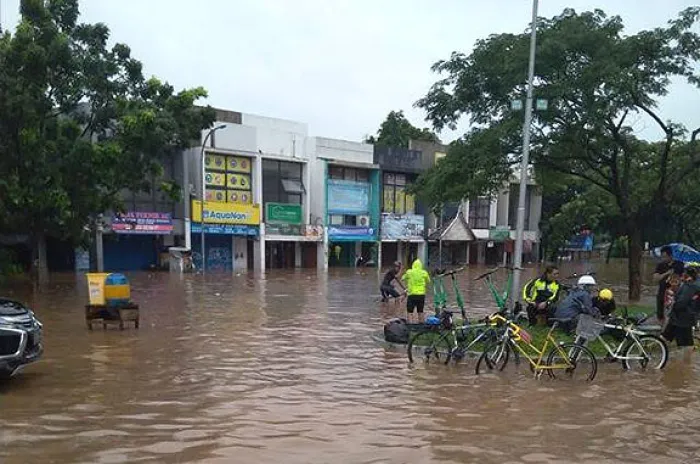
[406,309,506,364]
[408,267,504,364]
[572,311,668,370]
[476,313,598,381]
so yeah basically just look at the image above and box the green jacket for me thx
[402,259,431,296]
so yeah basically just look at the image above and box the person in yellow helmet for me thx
[593,288,617,317]
[401,259,431,323]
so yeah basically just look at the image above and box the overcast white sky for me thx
[1,0,699,143]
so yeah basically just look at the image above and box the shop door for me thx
[301,243,317,268]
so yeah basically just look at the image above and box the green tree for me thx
[414,8,700,300]
[0,0,215,281]
[365,110,440,148]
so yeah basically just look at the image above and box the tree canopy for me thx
[0,0,215,279]
[365,110,440,148]
[413,7,700,300]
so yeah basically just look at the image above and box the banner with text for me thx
[112,212,173,234]
[192,200,260,225]
[327,180,370,215]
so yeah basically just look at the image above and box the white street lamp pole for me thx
[200,124,226,273]
[511,0,539,308]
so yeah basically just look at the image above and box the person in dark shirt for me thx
[653,246,683,321]
[593,288,617,317]
[661,266,700,361]
[380,261,406,302]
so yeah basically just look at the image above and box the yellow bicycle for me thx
[475,314,598,381]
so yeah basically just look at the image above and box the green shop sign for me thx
[489,226,511,241]
[266,203,302,224]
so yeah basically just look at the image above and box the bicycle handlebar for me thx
[437,266,466,277]
[474,267,500,281]
[473,266,522,281]
[563,271,597,280]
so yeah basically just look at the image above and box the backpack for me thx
[383,318,410,344]
[691,292,700,317]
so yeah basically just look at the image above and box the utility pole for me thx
[511,0,539,308]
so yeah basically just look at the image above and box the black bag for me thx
[384,318,410,344]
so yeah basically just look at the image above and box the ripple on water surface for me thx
[1,264,699,463]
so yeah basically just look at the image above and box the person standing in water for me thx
[380,261,405,302]
[402,259,431,323]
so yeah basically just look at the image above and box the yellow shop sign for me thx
[192,200,260,225]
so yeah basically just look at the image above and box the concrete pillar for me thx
[466,242,471,265]
[397,241,404,267]
[418,242,427,264]
[255,224,266,272]
[355,241,362,265]
[478,243,486,265]
[377,242,383,269]
[320,229,329,270]
[294,242,302,268]
[96,225,105,272]
[183,149,192,250]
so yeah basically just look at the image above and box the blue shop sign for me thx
[192,223,259,236]
[328,226,375,241]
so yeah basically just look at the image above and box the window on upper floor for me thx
[328,165,370,182]
[468,197,491,229]
[263,159,304,207]
[508,185,532,230]
[383,172,416,215]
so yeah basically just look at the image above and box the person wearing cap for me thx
[593,288,617,317]
[552,275,600,333]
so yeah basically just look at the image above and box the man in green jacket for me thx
[402,259,431,323]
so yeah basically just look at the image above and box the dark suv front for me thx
[0,298,44,378]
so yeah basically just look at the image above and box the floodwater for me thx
[2,260,700,463]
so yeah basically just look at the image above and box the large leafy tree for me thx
[365,110,440,148]
[414,8,700,300]
[0,0,215,281]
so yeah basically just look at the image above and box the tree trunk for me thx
[605,234,616,264]
[33,233,49,285]
[627,227,643,302]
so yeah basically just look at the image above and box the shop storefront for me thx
[191,200,260,271]
[104,212,174,271]
[326,173,379,267]
[380,213,426,268]
[264,203,323,269]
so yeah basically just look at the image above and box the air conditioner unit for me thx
[357,215,370,227]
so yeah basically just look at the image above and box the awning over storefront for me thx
[428,212,475,242]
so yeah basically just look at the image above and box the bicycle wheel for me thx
[453,327,493,364]
[475,340,510,375]
[546,343,597,381]
[622,334,668,370]
[407,330,453,364]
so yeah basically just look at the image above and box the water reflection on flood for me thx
[1,260,699,463]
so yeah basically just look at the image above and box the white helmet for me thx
[577,275,596,286]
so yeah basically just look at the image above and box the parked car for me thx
[0,298,43,379]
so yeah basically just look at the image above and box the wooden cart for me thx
[85,302,140,330]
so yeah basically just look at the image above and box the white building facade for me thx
[183,109,324,272]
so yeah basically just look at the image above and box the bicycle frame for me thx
[581,323,655,362]
[490,314,574,376]
[483,272,512,312]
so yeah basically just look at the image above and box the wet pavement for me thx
[2,260,700,463]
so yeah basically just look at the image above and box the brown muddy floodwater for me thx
[2,260,700,463]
